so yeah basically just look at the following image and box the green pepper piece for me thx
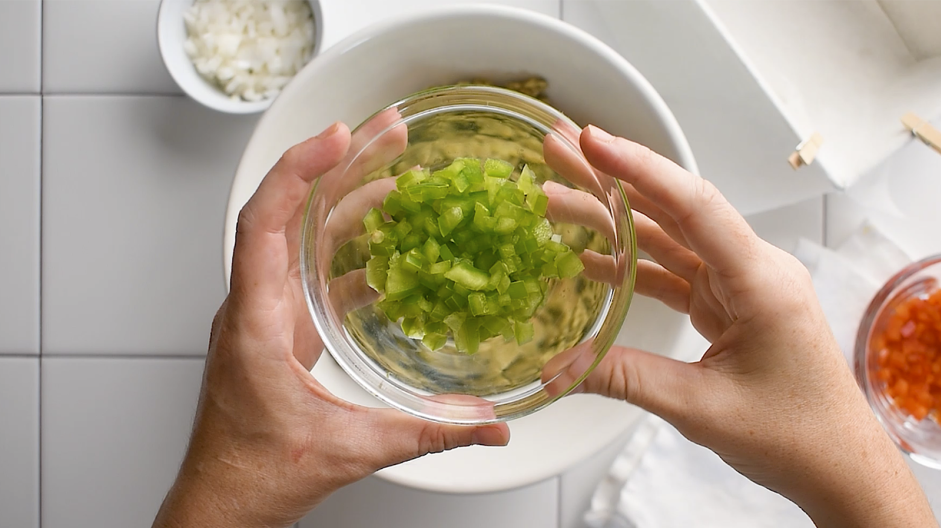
[527,189,549,217]
[428,260,451,275]
[473,201,491,227]
[457,317,480,354]
[533,218,552,246]
[514,320,534,345]
[400,232,423,252]
[444,312,466,334]
[376,298,404,321]
[422,332,447,351]
[402,248,425,274]
[458,158,483,184]
[468,292,488,316]
[474,250,499,273]
[506,280,528,300]
[437,206,463,237]
[542,262,559,278]
[494,217,518,234]
[363,208,384,234]
[484,158,514,178]
[444,260,491,291]
[396,168,427,191]
[429,300,451,320]
[518,165,535,194]
[401,317,424,339]
[556,251,585,278]
[368,230,396,257]
[385,268,420,301]
[382,190,404,217]
[434,159,465,179]
[496,186,525,207]
[365,256,389,292]
[546,239,568,253]
[422,237,440,264]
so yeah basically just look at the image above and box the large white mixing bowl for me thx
[223,5,702,494]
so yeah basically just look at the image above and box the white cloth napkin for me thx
[583,222,912,528]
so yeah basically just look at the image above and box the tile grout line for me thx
[40,92,186,98]
[41,353,208,360]
[39,0,44,524]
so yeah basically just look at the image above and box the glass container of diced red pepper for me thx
[856,256,941,468]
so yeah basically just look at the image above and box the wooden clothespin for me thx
[901,113,941,155]
[788,132,824,169]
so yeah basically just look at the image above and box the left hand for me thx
[152,122,510,528]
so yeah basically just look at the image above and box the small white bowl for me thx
[157,0,324,114]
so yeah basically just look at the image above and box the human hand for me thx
[152,122,509,528]
[561,125,936,528]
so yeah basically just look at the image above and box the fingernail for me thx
[586,125,615,143]
[471,427,509,447]
[541,180,570,195]
[316,121,341,139]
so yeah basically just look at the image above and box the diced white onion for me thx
[183,0,316,102]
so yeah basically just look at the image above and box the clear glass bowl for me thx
[301,85,636,424]
[855,255,941,468]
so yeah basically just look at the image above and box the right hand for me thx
[573,125,937,528]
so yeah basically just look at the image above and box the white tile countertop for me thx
[0,1,937,527]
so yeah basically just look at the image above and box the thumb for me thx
[231,122,351,300]
[581,345,704,425]
[357,408,510,470]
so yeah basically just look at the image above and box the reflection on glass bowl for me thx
[302,85,636,424]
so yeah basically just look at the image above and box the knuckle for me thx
[694,179,728,223]
[618,356,644,406]
[416,423,461,455]
[417,424,448,455]
[630,143,661,174]
[595,348,641,403]
[235,206,256,236]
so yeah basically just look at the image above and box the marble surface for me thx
[0,0,936,527]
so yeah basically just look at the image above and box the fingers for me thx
[580,125,758,277]
[543,181,615,242]
[633,212,701,282]
[325,177,397,255]
[328,269,380,317]
[541,340,597,397]
[357,408,510,471]
[543,132,604,197]
[232,123,351,300]
[580,250,619,285]
[319,108,407,206]
[635,259,691,313]
[621,182,689,249]
[581,345,703,424]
